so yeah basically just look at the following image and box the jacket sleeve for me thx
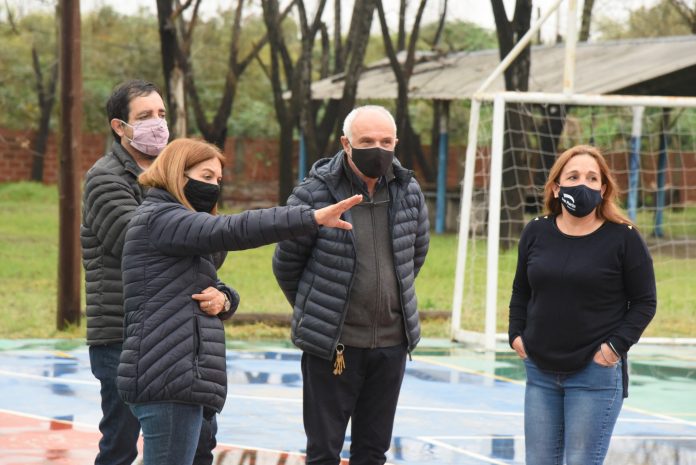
[216,280,240,321]
[83,171,140,258]
[413,188,430,278]
[272,185,319,306]
[148,203,318,256]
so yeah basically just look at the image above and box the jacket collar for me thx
[112,142,143,179]
[310,150,413,199]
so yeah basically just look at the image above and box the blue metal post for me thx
[627,106,644,222]
[654,110,669,238]
[436,101,450,234]
[298,130,307,183]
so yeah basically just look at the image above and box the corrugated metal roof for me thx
[310,35,696,100]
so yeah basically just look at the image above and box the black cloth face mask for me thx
[184,177,220,213]
[349,145,394,179]
[558,184,603,217]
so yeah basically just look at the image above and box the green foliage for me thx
[81,7,164,133]
[419,19,497,53]
[0,182,693,339]
[0,10,58,131]
[594,0,692,40]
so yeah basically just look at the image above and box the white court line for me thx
[417,437,511,465]
[1,369,695,426]
[413,357,696,429]
[419,434,696,441]
[0,407,98,430]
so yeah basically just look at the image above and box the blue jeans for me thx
[90,344,140,465]
[523,357,624,465]
[131,402,204,465]
[90,344,217,465]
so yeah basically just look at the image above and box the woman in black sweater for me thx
[509,145,656,465]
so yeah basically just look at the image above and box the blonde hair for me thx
[543,144,633,226]
[139,138,225,214]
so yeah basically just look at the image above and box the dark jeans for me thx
[302,344,407,465]
[90,344,140,465]
[89,344,217,465]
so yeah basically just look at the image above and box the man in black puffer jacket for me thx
[81,80,233,465]
[273,105,430,465]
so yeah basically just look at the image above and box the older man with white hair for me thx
[273,105,430,465]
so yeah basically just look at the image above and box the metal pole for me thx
[628,106,644,221]
[475,0,564,96]
[654,109,670,238]
[57,0,82,330]
[451,99,481,339]
[478,91,696,108]
[435,100,450,234]
[563,0,578,94]
[484,95,506,352]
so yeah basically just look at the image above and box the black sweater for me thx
[509,215,656,391]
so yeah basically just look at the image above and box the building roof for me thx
[310,35,696,101]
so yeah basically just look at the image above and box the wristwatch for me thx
[222,293,232,312]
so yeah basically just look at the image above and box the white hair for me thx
[342,105,397,144]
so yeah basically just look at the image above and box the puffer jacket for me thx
[272,151,430,360]
[117,188,318,413]
[81,142,144,345]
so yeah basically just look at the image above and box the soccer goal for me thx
[450,93,696,350]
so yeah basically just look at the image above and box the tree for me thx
[305,0,378,162]
[157,0,280,148]
[4,3,59,182]
[667,0,696,33]
[579,0,596,42]
[261,0,377,203]
[376,0,435,181]
[594,0,692,39]
[491,0,533,247]
[261,0,327,203]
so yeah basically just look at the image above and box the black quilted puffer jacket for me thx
[81,143,144,345]
[117,188,318,413]
[272,151,430,360]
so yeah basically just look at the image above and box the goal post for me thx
[451,91,696,351]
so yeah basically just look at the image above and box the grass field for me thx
[0,181,693,340]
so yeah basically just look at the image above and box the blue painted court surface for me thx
[0,338,695,464]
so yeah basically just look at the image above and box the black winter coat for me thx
[272,151,430,360]
[118,188,318,413]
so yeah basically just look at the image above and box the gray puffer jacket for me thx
[272,151,430,360]
[118,188,318,413]
[81,142,144,345]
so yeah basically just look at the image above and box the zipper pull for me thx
[194,356,202,378]
[333,343,345,376]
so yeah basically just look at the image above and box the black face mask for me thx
[184,177,220,213]
[558,184,603,217]
[349,145,394,179]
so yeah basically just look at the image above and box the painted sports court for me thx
[1,338,694,464]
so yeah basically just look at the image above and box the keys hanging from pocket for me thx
[333,343,345,375]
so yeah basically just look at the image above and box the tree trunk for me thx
[30,45,58,182]
[579,0,595,42]
[491,0,533,248]
[157,0,187,138]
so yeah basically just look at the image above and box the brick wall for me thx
[2,127,695,205]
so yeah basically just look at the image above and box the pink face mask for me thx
[120,117,169,157]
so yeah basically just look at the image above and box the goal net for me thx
[451,93,696,349]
